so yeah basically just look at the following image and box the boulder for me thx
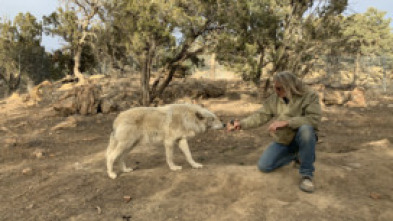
[346,87,367,108]
[53,84,102,116]
[323,90,350,105]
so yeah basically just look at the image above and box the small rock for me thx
[74,162,84,170]
[347,163,361,169]
[33,149,46,158]
[22,168,33,175]
[4,137,17,146]
[96,206,102,214]
[26,204,34,209]
[51,116,77,131]
[123,195,132,203]
[0,127,17,136]
[387,104,393,108]
[341,166,352,171]
[368,101,379,107]
[370,192,382,200]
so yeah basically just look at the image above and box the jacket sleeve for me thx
[239,97,274,129]
[288,92,322,129]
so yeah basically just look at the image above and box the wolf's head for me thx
[195,108,224,130]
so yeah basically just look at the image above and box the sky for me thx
[0,0,392,52]
[0,0,62,51]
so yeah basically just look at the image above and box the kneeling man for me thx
[228,71,321,193]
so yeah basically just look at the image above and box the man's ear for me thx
[195,112,204,120]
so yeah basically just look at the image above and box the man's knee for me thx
[298,125,316,142]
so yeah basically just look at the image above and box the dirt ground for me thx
[1,80,393,221]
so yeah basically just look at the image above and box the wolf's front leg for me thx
[165,140,182,171]
[179,138,203,169]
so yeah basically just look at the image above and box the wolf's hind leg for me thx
[106,134,119,179]
[179,138,203,169]
[118,138,140,173]
[106,141,132,179]
[119,153,133,173]
[106,149,119,179]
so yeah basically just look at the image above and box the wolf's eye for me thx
[195,112,204,120]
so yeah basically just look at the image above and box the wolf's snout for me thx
[211,121,224,130]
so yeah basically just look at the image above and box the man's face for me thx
[274,82,286,98]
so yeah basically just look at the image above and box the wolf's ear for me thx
[195,111,204,120]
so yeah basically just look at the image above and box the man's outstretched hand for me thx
[226,119,241,131]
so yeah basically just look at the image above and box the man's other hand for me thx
[268,120,289,132]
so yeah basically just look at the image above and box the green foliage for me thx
[43,0,103,78]
[43,9,79,46]
[216,0,280,82]
[215,0,350,83]
[0,13,53,95]
[104,0,230,104]
[49,50,72,80]
[341,7,393,56]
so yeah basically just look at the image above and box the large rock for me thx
[53,84,102,116]
[162,79,225,102]
[323,90,350,105]
[346,87,367,108]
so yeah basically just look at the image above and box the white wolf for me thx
[106,103,224,179]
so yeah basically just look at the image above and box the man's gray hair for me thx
[273,71,307,99]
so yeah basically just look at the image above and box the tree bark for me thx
[253,47,265,86]
[70,1,99,85]
[140,40,156,106]
[149,20,215,101]
[141,51,150,106]
[73,45,86,84]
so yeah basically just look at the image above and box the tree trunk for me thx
[353,53,360,86]
[155,65,177,100]
[210,53,216,79]
[73,45,87,85]
[150,45,191,101]
[141,51,150,106]
[1,56,22,96]
[149,19,214,101]
[1,72,21,97]
[71,2,100,85]
[140,40,156,106]
[253,50,265,86]
[382,57,387,92]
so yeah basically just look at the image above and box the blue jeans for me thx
[257,125,317,177]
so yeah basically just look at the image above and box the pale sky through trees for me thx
[1,0,392,52]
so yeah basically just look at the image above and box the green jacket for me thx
[240,90,322,145]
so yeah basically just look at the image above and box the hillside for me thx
[0,78,392,221]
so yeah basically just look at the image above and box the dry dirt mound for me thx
[0,79,392,221]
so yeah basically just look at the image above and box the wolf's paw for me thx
[122,167,133,173]
[191,163,203,169]
[170,165,183,171]
[107,171,118,179]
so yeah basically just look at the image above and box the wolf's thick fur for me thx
[106,103,223,179]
